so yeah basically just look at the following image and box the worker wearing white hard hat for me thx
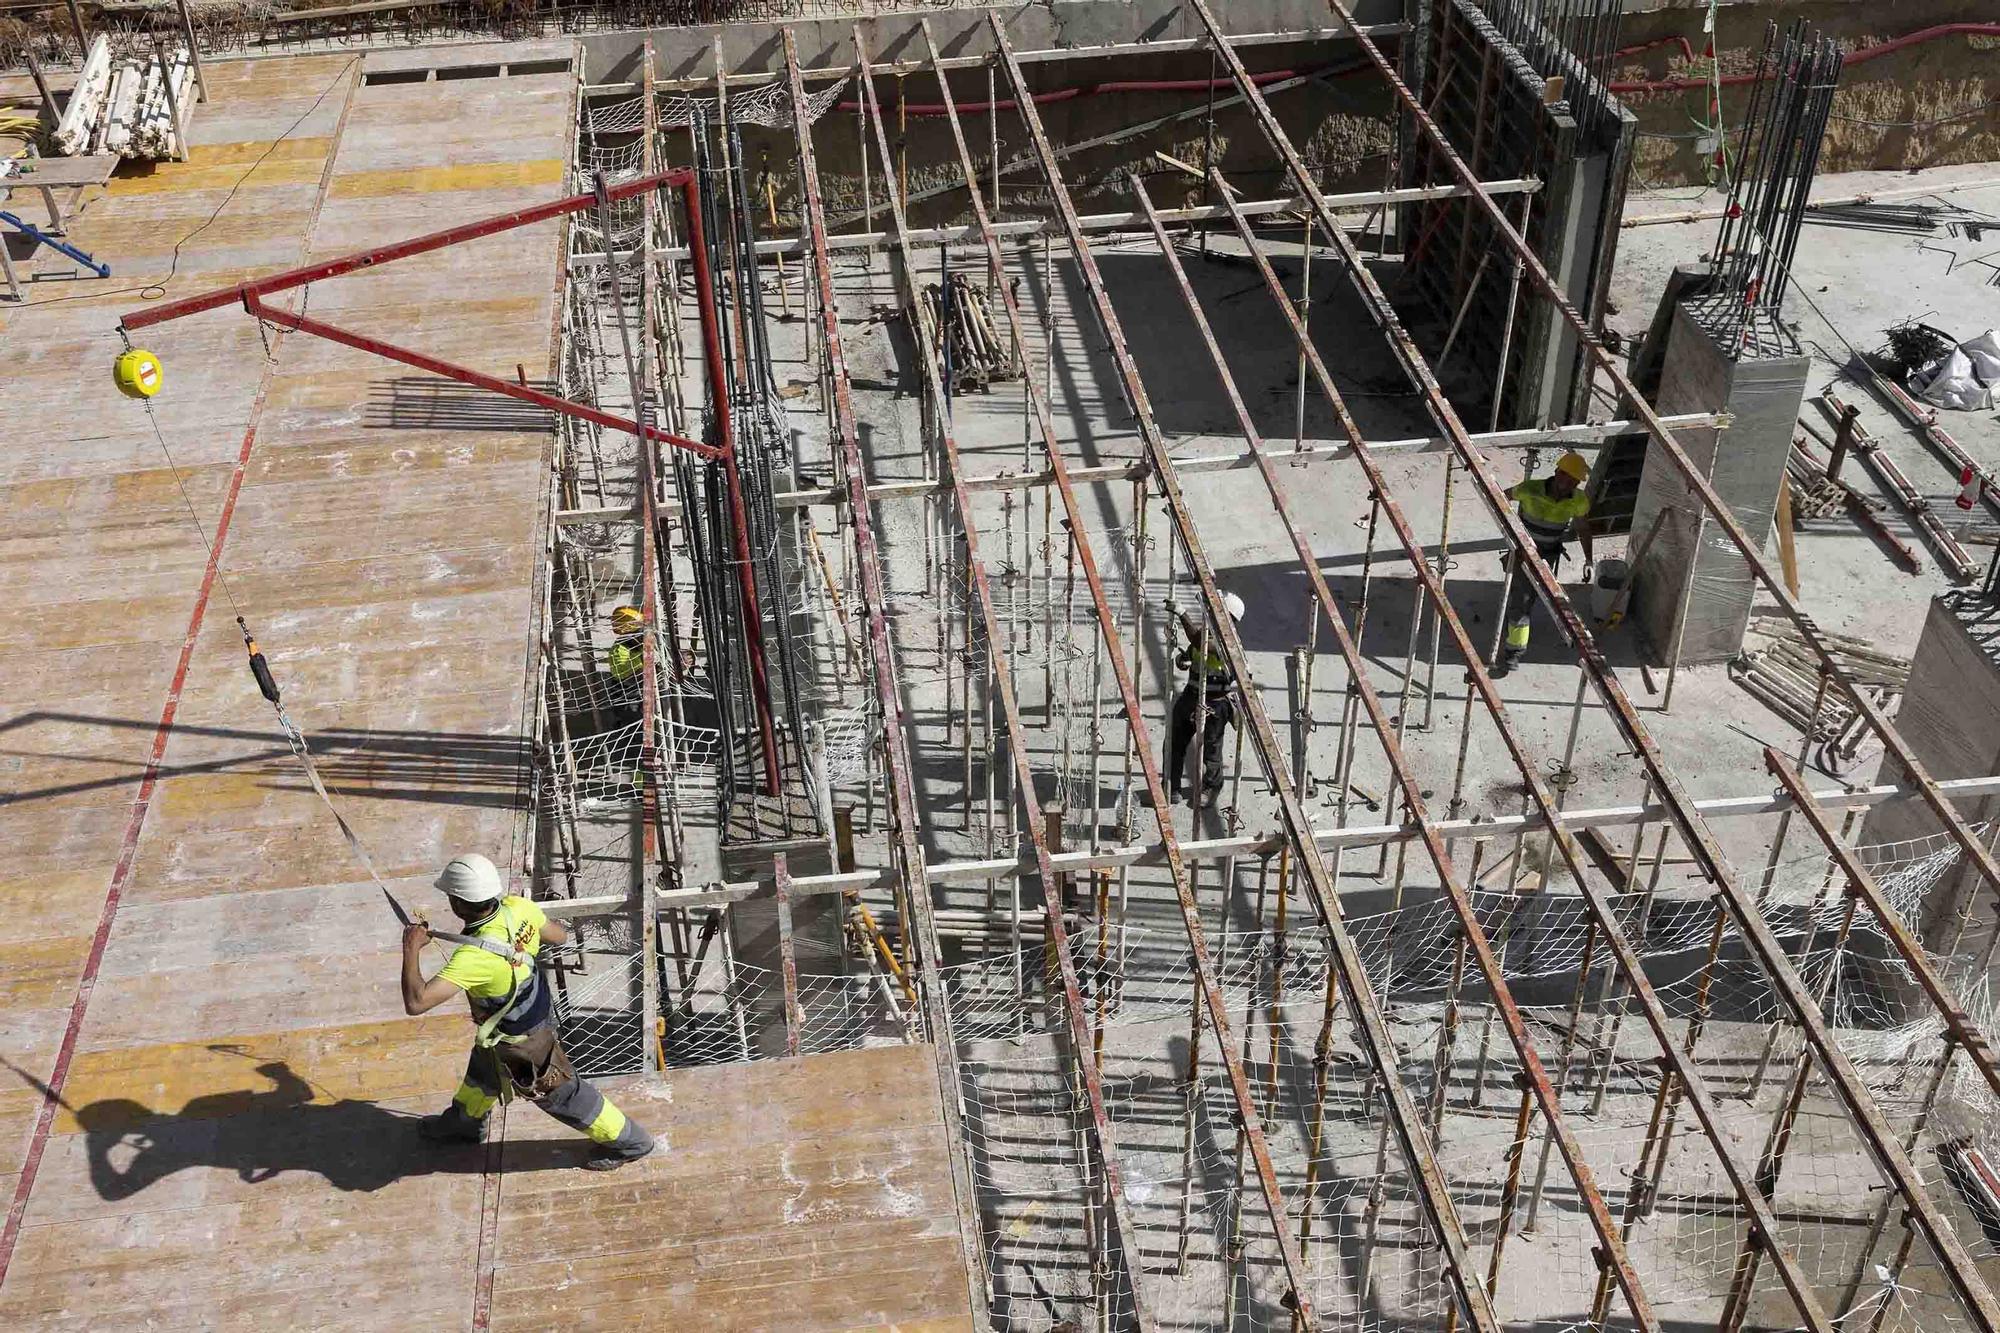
[1495,452,1596,677]
[1165,593,1245,808]
[400,852,656,1170]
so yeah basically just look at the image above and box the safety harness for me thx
[1512,478,1589,564]
[465,900,544,1049]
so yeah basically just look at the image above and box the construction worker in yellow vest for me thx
[1166,593,1244,807]
[606,604,646,685]
[1495,452,1595,677]
[400,852,656,1171]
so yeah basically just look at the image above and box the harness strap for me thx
[469,902,545,1049]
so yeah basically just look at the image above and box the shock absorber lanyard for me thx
[239,617,520,964]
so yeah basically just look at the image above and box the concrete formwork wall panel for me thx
[1628,304,1806,665]
[1860,593,2000,943]
[1404,0,1631,429]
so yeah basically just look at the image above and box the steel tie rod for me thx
[991,28,1656,1306]
[923,19,1320,1322]
[782,33,988,1320]
[988,15,1512,1329]
[1305,0,2000,965]
[1175,168,1834,1332]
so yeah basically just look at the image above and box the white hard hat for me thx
[1222,592,1246,624]
[434,852,504,904]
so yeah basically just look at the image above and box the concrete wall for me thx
[1627,305,1807,665]
[581,0,1408,87]
[1861,593,2000,946]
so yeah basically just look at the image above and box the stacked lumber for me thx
[916,273,1019,393]
[49,34,195,161]
[51,36,113,155]
[1784,440,1850,520]
[1732,615,1908,748]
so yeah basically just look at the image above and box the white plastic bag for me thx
[1912,330,2000,412]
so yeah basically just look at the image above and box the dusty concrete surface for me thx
[1613,162,2000,657]
[706,125,2000,1322]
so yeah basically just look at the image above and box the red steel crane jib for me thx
[118,166,785,796]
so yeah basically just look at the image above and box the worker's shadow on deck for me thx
[70,1061,584,1201]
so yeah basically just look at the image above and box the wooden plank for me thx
[1776,472,1801,598]
[490,1048,975,1330]
[0,154,117,190]
[774,852,801,1057]
[0,46,588,1327]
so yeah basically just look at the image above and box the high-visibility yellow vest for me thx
[607,638,643,682]
[1509,478,1590,548]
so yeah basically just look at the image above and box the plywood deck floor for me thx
[0,40,973,1332]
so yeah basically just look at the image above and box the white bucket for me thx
[1590,558,1629,621]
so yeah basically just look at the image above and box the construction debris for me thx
[1910,329,2000,412]
[1801,395,1974,580]
[1787,423,1926,573]
[915,273,1018,394]
[1733,615,1909,756]
[50,34,196,161]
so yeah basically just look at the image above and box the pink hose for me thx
[1609,22,2000,96]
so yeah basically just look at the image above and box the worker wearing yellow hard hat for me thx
[1495,452,1595,677]
[607,605,645,684]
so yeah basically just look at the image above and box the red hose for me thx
[830,22,1992,114]
[1609,22,2000,96]
[836,64,1364,117]
[1609,35,1696,66]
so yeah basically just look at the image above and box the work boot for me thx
[582,1139,658,1172]
[1491,652,1522,679]
[418,1106,486,1145]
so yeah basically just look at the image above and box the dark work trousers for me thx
[1167,681,1235,797]
[433,1022,654,1161]
[1500,542,1568,662]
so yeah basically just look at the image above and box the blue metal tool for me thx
[0,210,111,278]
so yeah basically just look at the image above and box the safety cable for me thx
[240,619,518,962]
[138,399,514,961]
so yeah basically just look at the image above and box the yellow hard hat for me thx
[1554,451,1590,483]
[114,347,164,399]
[610,605,645,635]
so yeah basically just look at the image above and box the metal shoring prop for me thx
[780,33,988,1320]
[857,23,1157,1312]
[1148,172,1671,1329]
[1192,3,2000,1324]
[1001,11,1633,1314]
[1301,0,2000,996]
[923,20,1319,1325]
[1172,170,1847,1331]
